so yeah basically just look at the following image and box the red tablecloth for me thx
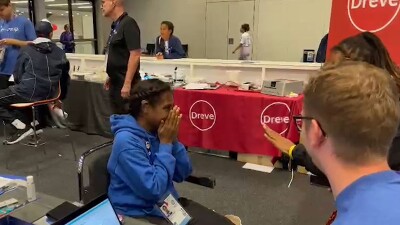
[174,86,303,157]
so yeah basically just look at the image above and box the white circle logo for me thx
[189,100,216,131]
[260,102,291,135]
[348,0,400,32]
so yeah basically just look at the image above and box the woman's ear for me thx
[141,100,149,114]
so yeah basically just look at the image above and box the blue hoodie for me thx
[108,115,192,218]
[155,35,186,59]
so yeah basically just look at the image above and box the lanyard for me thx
[104,12,127,54]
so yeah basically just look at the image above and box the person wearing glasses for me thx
[295,61,400,224]
[264,32,400,178]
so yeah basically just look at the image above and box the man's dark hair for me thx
[129,79,172,118]
[330,31,400,91]
[161,21,174,35]
[0,0,10,7]
[241,24,250,32]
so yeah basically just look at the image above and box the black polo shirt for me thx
[106,13,141,86]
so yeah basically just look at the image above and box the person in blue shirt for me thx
[299,62,400,225]
[0,0,36,89]
[108,79,237,225]
[155,21,186,59]
[59,24,75,53]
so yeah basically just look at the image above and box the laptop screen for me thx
[65,199,120,225]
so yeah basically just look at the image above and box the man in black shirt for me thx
[102,0,141,114]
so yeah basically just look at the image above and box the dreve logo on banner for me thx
[260,102,291,135]
[189,100,216,132]
[348,0,400,32]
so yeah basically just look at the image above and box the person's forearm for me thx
[292,144,326,177]
[124,53,140,85]
[234,44,242,52]
[7,39,30,47]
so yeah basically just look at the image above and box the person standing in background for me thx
[102,0,141,114]
[0,0,36,89]
[232,24,252,60]
[155,21,186,59]
[60,24,75,53]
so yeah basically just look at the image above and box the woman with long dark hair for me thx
[264,32,400,177]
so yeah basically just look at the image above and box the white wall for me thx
[121,0,331,61]
[125,0,207,58]
[255,0,331,61]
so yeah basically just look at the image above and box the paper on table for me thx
[242,163,274,173]
[184,83,209,90]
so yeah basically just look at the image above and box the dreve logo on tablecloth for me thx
[260,102,291,135]
[348,0,400,32]
[189,100,216,131]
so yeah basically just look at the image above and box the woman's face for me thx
[160,24,171,38]
[240,28,244,33]
[144,91,174,130]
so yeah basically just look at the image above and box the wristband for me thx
[288,145,296,160]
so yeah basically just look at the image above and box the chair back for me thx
[78,141,112,204]
[182,44,189,57]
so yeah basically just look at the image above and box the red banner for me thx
[328,0,400,63]
[174,87,303,157]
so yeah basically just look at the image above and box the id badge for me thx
[157,194,191,225]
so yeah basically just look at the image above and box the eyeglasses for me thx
[293,115,326,136]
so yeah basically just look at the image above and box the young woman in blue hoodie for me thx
[155,21,186,59]
[108,79,237,225]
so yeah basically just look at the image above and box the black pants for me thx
[0,76,10,90]
[109,82,128,115]
[0,88,29,124]
[109,76,141,115]
[141,198,235,225]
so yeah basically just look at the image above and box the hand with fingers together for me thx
[263,124,296,155]
[158,106,182,144]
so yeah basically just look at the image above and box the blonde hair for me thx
[304,61,400,164]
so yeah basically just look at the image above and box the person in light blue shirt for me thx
[0,0,36,89]
[300,62,400,225]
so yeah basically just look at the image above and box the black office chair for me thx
[182,44,189,57]
[77,141,216,204]
[146,43,156,56]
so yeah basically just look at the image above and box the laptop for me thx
[53,195,121,225]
